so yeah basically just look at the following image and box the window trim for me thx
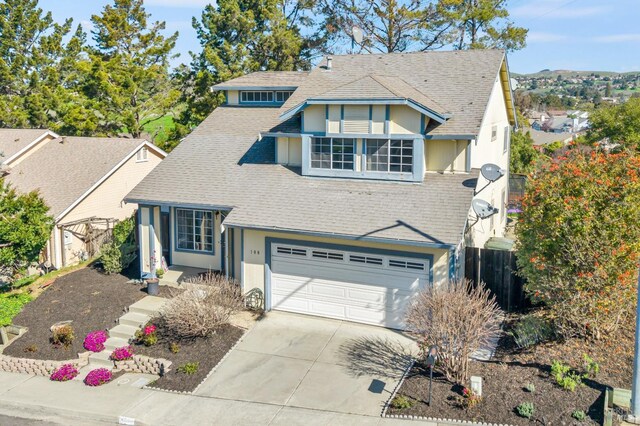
[365,138,414,174]
[174,208,215,254]
[503,126,510,153]
[240,90,293,104]
[491,125,498,142]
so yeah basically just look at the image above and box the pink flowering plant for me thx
[83,330,109,352]
[84,368,112,386]
[50,363,79,382]
[110,346,134,361]
[135,323,158,346]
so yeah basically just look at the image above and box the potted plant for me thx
[156,267,165,279]
[146,256,160,296]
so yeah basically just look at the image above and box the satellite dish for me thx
[472,199,498,219]
[480,163,505,183]
[352,26,364,44]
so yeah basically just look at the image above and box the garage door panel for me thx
[270,243,430,329]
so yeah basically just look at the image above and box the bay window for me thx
[176,208,214,252]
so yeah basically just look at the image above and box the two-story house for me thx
[125,50,516,329]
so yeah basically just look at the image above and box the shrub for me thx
[525,383,535,393]
[405,279,504,383]
[390,395,413,409]
[583,354,600,378]
[52,324,75,348]
[110,346,134,361]
[516,402,535,419]
[99,215,137,275]
[24,344,38,353]
[135,324,158,346]
[84,368,112,386]
[169,342,180,354]
[572,410,586,421]
[0,292,32,327]
[177,362,199,375]
[551,360,584,392]
[160,272,244,339]
[511,314,555,348]
[83,330,109,352]
[50,364,79,382]
[456,387,482,409]
[517,149,640,339]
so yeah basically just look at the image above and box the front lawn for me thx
[3,267,146,360]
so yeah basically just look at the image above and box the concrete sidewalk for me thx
[0,370,447,426]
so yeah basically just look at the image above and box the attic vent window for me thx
[240,90,293,104]
[136,147,149,162]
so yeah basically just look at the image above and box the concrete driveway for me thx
[195,312,417,416]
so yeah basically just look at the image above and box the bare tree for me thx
[405,279,504,384]
[160,272,244,339]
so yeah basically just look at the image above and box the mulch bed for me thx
[133,322,244,393]
[389,317,634,425]
[4,267,147,361]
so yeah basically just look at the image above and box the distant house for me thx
[528,129,573,147]
[125,50,517,329]
[533,110,589,134]
[0,130,166,269]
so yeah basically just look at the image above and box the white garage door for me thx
[269,243,431,329]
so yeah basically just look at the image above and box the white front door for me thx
[269,243,431,329]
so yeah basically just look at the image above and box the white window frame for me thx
[365,138,413,173]
[240,91,274,103]
[275,91,293,103]
[175,208,215,253]
[310,137,356,171]
[503,126,510,153]
[491,125,498,142]
[136,147,149,162]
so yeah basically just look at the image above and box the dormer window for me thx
[311,137,355,170]
[365,139,413,173]
[240,90,293,104]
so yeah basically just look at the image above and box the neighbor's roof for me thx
[126,106,476,247]
[212,71,310,90]
[5,136,149,219]
[0,129,53,163]
[528,129,573,146]
[279,50,509,136]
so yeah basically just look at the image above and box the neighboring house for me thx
[529,129,573,146]
[0,129,166,269]
[126,50,516,329]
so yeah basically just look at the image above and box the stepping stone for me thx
[128,296,167,317]
[88,350,114,368]
[109,324,140,340]
[119,312,150,328]
[104,336,130,351]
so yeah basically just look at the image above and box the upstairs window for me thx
[311,137,355,170]
[491,125,498,141]
[240,90,293,104]
[136,147,149,162]
[365,139,413,173]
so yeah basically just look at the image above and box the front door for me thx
[161,212,171,266]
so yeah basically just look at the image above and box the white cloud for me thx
[144,0,213,7]
[527,32,570,43]
[593,34,640,43]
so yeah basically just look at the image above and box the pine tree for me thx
[87,0,179,138]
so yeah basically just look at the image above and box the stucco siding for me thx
[240,229,450,297]
[371,105,385,134]
[227,90,239,105]
[389,105,421,134]
[303,105,325,133]
[60,147,163,224]
[425,140,468,173]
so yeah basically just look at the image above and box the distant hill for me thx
[512,69,640,78]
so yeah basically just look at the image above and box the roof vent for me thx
[60,136,67,144]
[326,56,333,70]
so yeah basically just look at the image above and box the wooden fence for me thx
[464,247,530,312]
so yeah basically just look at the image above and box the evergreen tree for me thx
[171,0,316,147]
[87,0,179,138]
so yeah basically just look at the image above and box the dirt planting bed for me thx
[4,267,146,360]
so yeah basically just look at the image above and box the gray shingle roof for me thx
[5,136,146,218]
[0,129,51,163]
[281,50,507,136]
[126,106,476,246]
[212,71,310,90]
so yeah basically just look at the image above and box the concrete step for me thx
[108,324,140,340]
[88,350,114,368]
[118,312,150,328]
[104,336,130,352]
[128,296,167,317]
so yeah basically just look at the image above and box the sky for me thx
[39,0,640,74]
